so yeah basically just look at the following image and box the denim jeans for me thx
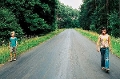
[100,48,109,69]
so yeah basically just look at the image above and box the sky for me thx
[59,0,83,9]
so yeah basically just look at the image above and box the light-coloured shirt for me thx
[10,37,17,47]
[99,34,109,48]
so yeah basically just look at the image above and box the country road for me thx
[0,29,120,79]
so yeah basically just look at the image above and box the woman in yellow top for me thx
[97,27,112,71]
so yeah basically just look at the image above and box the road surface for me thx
[0,29,120,79]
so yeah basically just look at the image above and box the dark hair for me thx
[101,27,108,33]
[101,27,107,30]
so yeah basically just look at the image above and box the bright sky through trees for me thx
[59,0,83,9]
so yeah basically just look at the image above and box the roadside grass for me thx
[0,29,64,64]
[76,29,120,58]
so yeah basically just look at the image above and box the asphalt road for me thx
[0,29,120,79]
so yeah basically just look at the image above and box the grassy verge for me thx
[76,29,120,58]
[0,29,64,64]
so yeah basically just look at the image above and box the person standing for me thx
[97,27,112,71]
[9,31,18,62]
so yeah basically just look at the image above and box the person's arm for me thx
[108,36,112,51]
[9,38,11,48]
[97,36,100,52]
[9,42,10,48]
[16,41,18,47]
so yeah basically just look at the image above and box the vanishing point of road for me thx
[0,29,120,79]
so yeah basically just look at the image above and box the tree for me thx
[0,0,59,35]
[79,0,120,37]
[0,8,23,42]
[0,0,59,44]
[57,2,79,28]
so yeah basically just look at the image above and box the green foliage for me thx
[0,0,59,43]
[90,25,96,31]
[108,12,120,37]
[57,2,80,28]
[79,0,120,37]
[25,13,49,31]
[0,8,23,43]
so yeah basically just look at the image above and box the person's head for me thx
[101,27,107,35]
[11,31,15,37]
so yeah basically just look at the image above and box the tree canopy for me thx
[0,0,58,42]
[57,2,80,28]
[0,0,119,43]
[79,0,120,37]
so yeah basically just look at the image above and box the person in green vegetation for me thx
[9,31,18,62]
[97,27,112,71]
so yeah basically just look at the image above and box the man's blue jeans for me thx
[100,48,109,69]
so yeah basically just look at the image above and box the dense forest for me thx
[0,0,81,43]
[0,0,120,43]
[57,2,80,28]
[0,0,58,42]
[79,0,120,37]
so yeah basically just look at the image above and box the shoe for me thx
[101,67,105,70]
[105,68,110,73]
[13,58,16,61]
[9,58,12,62]
[106,68,110,71]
